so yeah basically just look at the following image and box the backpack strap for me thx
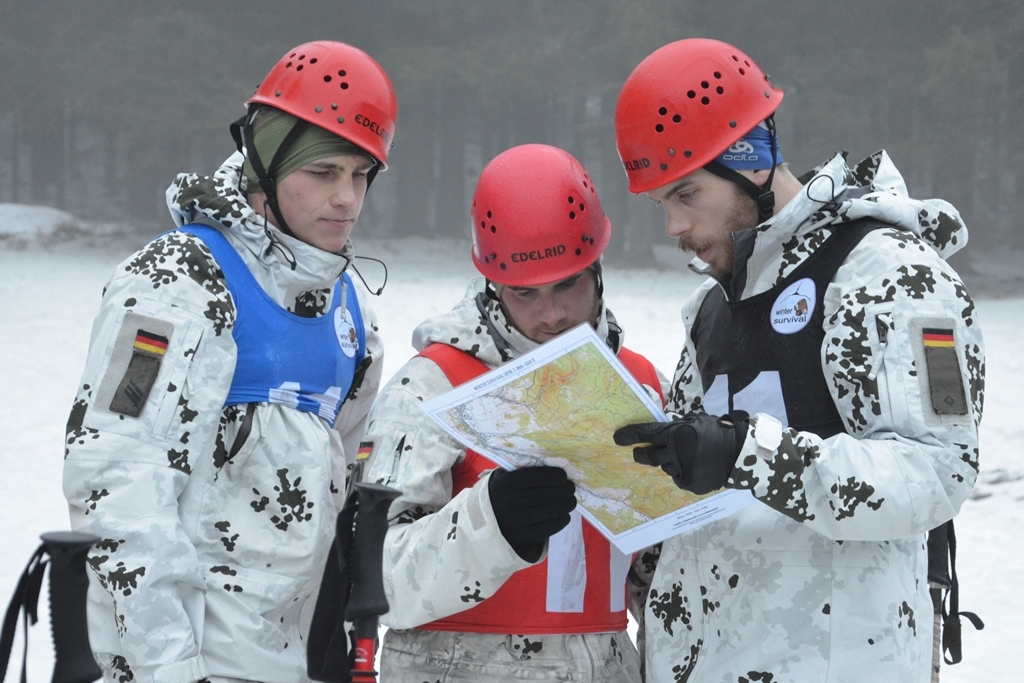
[418,343,491,386]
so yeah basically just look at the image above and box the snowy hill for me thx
[0,208,1020,681]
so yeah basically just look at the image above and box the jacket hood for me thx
[412,278,622,367]
[165,151,355,293]
[783,150,966,258]
[710,150,969,298]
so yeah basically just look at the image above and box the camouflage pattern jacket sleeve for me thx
[362,355,535,630]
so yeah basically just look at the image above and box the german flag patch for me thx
[922,328,968,415]
[357,441,373,461]
[133,331,169,356]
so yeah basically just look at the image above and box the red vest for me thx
[416,341,664,635]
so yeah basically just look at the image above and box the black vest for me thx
[691,220,880,439]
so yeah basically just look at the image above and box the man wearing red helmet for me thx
[62,42,396,683]
[612,39,984,682]
[360,144,663,682]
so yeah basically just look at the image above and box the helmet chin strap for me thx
[703,115,779,224]
[230,111,311,240]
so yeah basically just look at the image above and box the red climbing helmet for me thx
[247,41,398,167]
[471,144,611,287]
[614,38,783,193]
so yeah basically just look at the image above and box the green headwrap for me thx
[242,108,373,190]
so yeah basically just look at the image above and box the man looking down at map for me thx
[360,144,664,682]
[611,38,984,682]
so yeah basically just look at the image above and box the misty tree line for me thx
[1,0,1022,261]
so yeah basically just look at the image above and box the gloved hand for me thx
[488,466,577,561]
[613,412,749,494]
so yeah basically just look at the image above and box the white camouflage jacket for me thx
[642,151,984,683]
[362,280,646,682]
[62,152,383,683]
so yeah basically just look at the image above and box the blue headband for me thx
[715,124,784,170]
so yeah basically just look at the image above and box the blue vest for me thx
[178,224,365,427]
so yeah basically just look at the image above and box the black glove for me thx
[488,466,577,561]
[614,412,749,494]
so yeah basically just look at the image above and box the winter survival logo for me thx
[770,278,815,334]
[334,307,359,358]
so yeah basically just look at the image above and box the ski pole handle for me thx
[41,531,102,683]
[343,483,401,622]
[344,482,400,683]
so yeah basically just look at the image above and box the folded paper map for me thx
[421,324,752,553]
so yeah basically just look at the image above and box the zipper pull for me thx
[867,313,892,381]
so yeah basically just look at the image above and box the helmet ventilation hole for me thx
[673,114,681,123]
[568,196,574,204]
[716,86,724,94]
[323,75,332,82]
[490,225,496,233]
[701,96,710,105]
[701,81,709,89]
[579,202,585,211]
[340,82,349,89]
[569,211,576,219]
[500,263,507,270]
[714,71,722,78]
[338,70,347,77]
[286,62,293,68]
[687,90,696,99]
[739,68,746,76]
[684,150,692,158]
[487,210,492,218]
[658,106,667,115]
[296,65,304,72]
[575,248,582,255]
[660,163,668,170]
[655,124,664,132]
[480,220,486,229]
[309,57,318,64]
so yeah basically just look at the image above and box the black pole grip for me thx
[343,483,401,624]
[41,531,101,683]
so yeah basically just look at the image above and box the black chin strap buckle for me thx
[757,190,776,223]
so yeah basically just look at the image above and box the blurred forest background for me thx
[2,0,1023,275]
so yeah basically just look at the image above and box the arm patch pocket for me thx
[97,312,177,418]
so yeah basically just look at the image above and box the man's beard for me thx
[678,186,760,276]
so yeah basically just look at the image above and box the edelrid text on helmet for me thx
[248,41,398,167]
[614,38,783,193]
[471,144,611,287]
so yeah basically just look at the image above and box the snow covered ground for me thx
[1,210,1020,681]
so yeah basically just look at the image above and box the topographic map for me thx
[421,324,751,553]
